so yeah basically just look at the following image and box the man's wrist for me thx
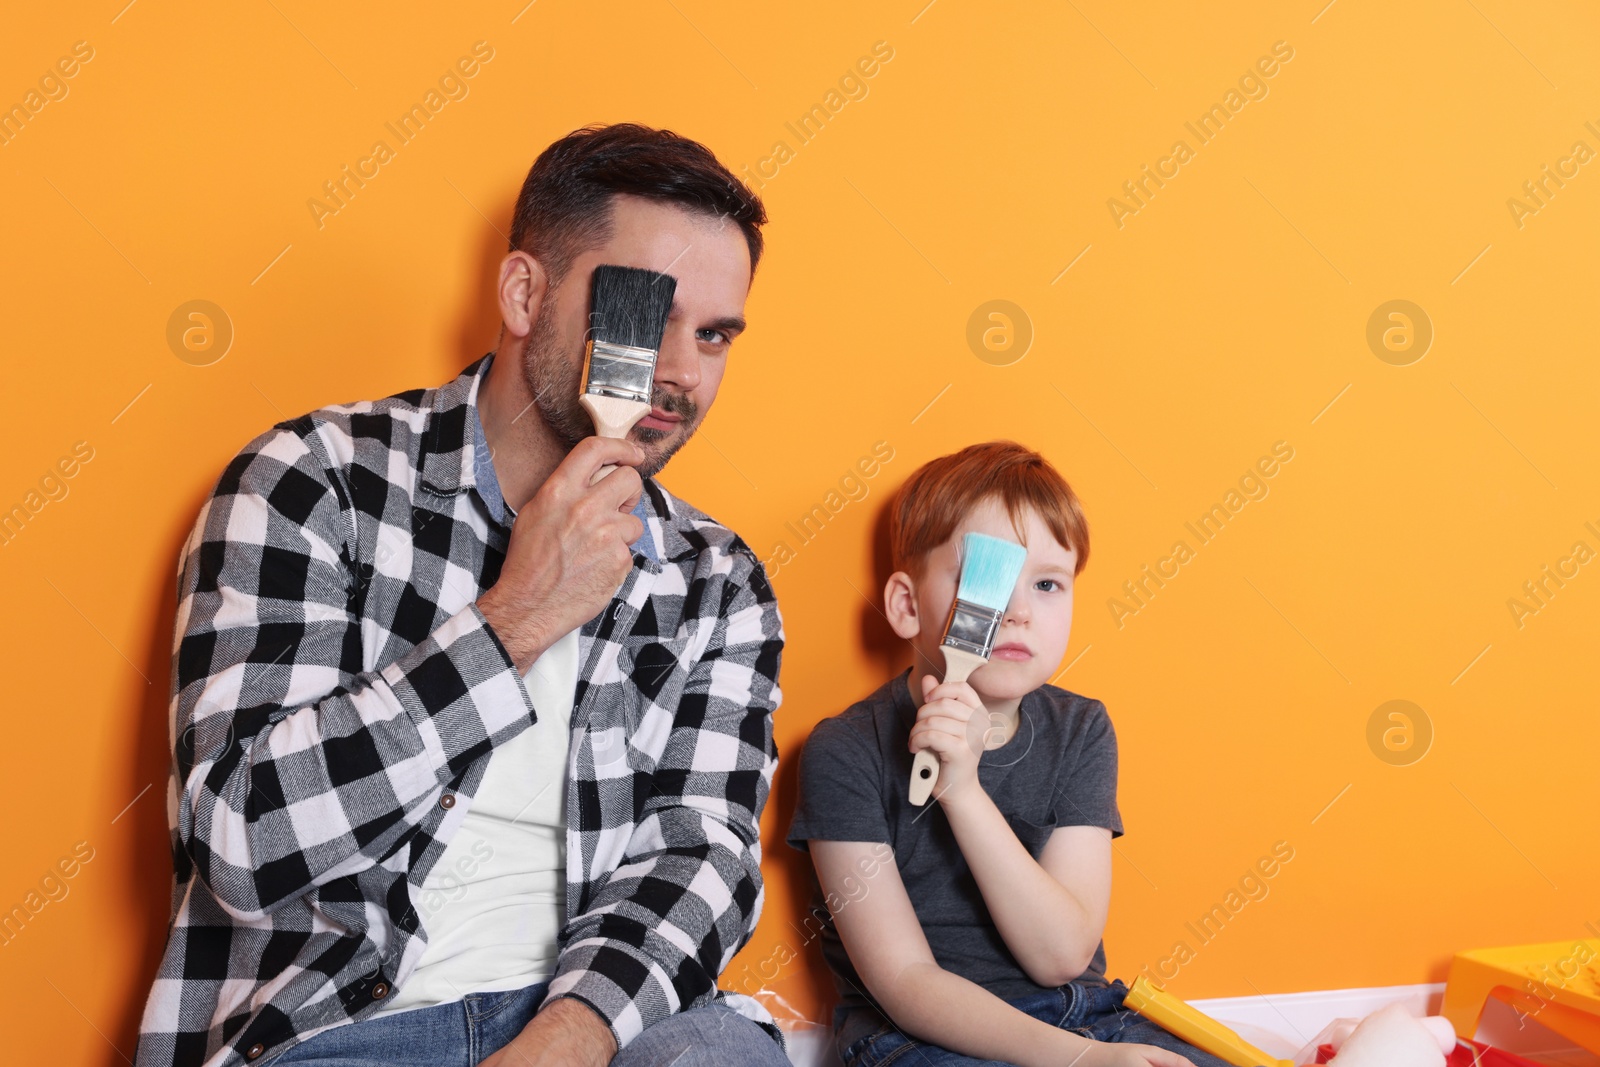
[510,994,617,1066]
[476,588,550,672]
[547,994,620,1062]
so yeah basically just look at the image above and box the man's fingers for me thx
[617,510,645,546]
[590,460,645,512]
[564,435,646,483]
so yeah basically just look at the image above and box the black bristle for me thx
[588,265,678,351]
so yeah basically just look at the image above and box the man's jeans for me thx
[262,980,791,1067]
[837,979,1235,1067]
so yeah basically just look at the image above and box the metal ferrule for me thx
[941,597,1003,658]
[583,339,657,404]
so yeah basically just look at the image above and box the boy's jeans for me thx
[260,979,790,1067]
[837,978,1237,1067]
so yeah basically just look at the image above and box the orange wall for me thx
[3,2,1598,1062]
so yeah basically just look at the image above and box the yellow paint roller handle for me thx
[1122,976,1293,1067]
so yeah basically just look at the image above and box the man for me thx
[135,124,789,1067]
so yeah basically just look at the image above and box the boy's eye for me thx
[1035,579,1060,592]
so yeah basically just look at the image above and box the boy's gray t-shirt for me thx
[785,669,1124,1021]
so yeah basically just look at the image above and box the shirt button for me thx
[439,793,455,810]
[245,1043,266,1060]
[372,981,390,1000]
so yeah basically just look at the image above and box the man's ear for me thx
[498,250,549,340]
[883,570,922,640]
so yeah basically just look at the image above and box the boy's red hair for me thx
[889,441,1090,578]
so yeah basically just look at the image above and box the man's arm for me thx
[477,997,614,1067]
[809,839,1189,1067]
[173,426,539,920]
[534,552,783,1053]
[174,426,643,921]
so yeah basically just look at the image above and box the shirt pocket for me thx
[609,621,703,767]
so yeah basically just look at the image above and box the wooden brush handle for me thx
[581,394,650,485]
[908,647,985,806]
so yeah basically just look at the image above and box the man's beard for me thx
[521,306,700,480]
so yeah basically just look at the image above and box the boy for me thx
[786,441,1232,1067]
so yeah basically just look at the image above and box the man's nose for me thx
[653,326,700,393]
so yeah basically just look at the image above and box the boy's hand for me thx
[910,674,989,803]
[1079,1042,1198,1067]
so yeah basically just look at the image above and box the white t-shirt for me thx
[371,627,578,1017]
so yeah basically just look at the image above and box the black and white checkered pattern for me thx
[134,358,785,1067]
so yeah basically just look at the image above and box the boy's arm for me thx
[912,676,1114,987]
[941,792,1113,986]
[809,839,1100,1067]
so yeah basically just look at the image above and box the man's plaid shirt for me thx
[134,357,785,1067]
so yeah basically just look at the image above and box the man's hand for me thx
[478,436,646,672]
[478,995,617,1067]
[910,674,989,803]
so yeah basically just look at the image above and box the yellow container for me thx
[1440,939,1600,1055]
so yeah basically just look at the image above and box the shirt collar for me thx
[466,354,661,565]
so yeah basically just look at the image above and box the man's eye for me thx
[697,328,729,345]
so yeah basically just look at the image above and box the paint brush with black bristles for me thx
[909,531,1029,805]
[581,264,678,480]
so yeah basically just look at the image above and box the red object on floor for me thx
[1312,1039,1544,1065]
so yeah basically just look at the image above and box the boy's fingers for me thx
[910,720,958,745]
[916,705,991,755]
[915,706,961,729]
[909,719,963,748]
[927,679,983,710]
[913,711,974,738]
[916,697,975,723]
[910,719,981,761]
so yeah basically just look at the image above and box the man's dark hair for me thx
[509,123,767,288]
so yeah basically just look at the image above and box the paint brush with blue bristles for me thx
[909,531,1029,805]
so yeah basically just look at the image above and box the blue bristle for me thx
[954,533,1027,610]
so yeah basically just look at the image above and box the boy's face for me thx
[898,497,1078,703]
